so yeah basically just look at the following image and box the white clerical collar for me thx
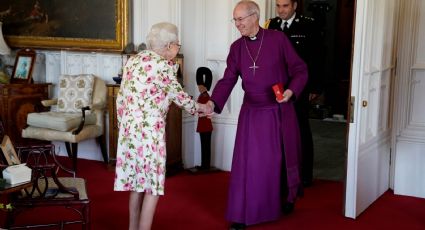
[283,13,296,28]
[248,27,261,40]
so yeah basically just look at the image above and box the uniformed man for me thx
[265,0,325,188]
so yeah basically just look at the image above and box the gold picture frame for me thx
[11,48,36,84]
[1,0,128,52]
[0,135,20,166]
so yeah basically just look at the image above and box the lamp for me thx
[0,22,10,55]
[0,21,11,83]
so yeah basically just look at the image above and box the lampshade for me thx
[0,22,11,55]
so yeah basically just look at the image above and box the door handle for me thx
[362,100,368,107]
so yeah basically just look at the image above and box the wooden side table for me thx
[106,84,120,167]
[0,83,51,146]
[0,181,32,196]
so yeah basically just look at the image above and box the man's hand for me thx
[276,89,293,103]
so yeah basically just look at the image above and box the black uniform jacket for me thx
[265,15,324,94]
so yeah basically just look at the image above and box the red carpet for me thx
[3,158,425,229]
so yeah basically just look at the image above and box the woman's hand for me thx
[197,100,215,117]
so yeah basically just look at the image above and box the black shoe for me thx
[282,202,294,215]
[229,222,246,230]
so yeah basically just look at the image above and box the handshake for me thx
[197,100,215,118]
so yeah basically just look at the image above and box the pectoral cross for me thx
[249,62,259,76]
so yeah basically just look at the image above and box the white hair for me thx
[146,22,178,51]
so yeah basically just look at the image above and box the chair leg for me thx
[5,208,16,229]
[83,202,91,230]
[96,135,108,163]
[65,142,78,174]
[65,142,73,158]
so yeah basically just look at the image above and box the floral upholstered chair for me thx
[22,74,108,174]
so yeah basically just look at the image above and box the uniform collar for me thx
[283,12,297,28]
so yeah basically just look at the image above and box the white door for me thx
[344,0,399,218]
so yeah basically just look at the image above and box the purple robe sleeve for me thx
[280,34,308,100]
[210,43,241,114]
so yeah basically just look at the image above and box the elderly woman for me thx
[114,22,207,230]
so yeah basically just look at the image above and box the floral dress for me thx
[114,50,197,195]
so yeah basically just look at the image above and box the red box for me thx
[272,83,284,101]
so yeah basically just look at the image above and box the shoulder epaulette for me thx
[264,18,272,28]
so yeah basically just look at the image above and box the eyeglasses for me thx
[231,13,255,24]
[168,42,182,49]
[171,43,182,49]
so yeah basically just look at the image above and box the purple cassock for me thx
[210,28,307,225]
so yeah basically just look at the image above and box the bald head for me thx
[235,0,260,20]
[233,0,261,37]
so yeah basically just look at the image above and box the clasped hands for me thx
[197,100,215,118]
[197,89,293,117]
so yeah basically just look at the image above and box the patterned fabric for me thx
[114,50,197,195]
[57,74,95,113]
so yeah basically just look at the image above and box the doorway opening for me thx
[264,0,355,182]
[300,0,355,182]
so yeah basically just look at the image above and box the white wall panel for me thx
[45,52,61,84]
[379,70,391,132]
[131,0,143,45]
[415,0,425,63]
[32,53,46,83]
[210,123,237,171]
[142,0,179,36]
[394,141,425,198]
[410,70,425,125]
[383,0,396,68]
[394,0,425,199]
[182,120,198,168]
[205,1,232,61]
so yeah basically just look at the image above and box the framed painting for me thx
[0,135,20,165]
[0,0,128,52]
[11,48,36,83]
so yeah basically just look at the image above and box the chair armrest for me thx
[72,106,91,135]
[91,102,104,110]
[41,98,58,107]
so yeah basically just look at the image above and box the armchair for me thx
[22,74,108,174]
